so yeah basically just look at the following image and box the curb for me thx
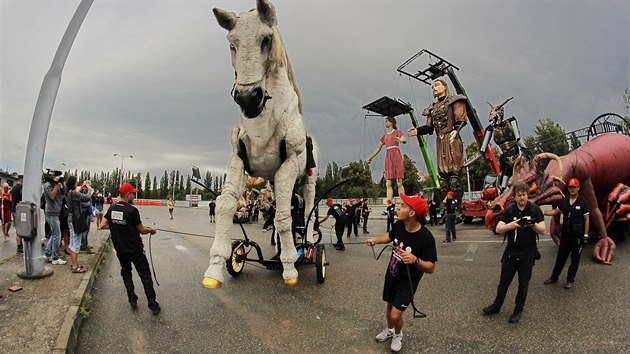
[52,234,111,354]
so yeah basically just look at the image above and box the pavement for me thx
[1,204,629,353]
[0,218,110,354]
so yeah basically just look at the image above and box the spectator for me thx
[43,174,66,264]
[262,201,277,246]
[65,176,93,273]
[167,197,175,220]
[386,199,395,233]
[1,183,12,241]
[428,197,438,226]
[208,198,216,223]
[362,198,372,234]
[101,183,160,315]
[346,198,358,237]
[93,192,105,230]
[10,175,23,251]
[442,191,457,243]
[79,180,94,251]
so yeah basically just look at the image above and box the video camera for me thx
[517,216,536,227]
[43,169,64,184]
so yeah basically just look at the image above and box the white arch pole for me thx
[22,0,94,275]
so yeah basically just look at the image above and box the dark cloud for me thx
[1,1,627,185]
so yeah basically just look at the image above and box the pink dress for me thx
[380,129,405,180]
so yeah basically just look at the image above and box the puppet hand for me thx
[449,130,458,143]
[407,128,417,137]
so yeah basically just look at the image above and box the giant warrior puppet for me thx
[410,79,467,207]
[202,0,319,288]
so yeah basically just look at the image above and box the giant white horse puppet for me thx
[203,0,319,288]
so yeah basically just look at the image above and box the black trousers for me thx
[445,214,457,240]
[550,236,583,282]
[429,211,438,226]
[386,217,394,232]
[116,251,158,308]
[493,256,534,312]
[362,215,369,233]
[335,222,345,245]
[346,218,358,236]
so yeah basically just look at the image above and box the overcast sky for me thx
[1,0,628,186]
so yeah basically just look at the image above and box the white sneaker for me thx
[390,332,403,352]
[51,259,67,265]
[375,327,394,342]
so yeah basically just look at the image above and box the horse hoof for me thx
[202,277,222,289]
[284,277,299,286]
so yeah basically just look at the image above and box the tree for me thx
[531,118,570,157]
[402,154,422,195]
[144,172,151,198]
[569,133,582,150]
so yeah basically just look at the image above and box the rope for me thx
[148,233,160,286]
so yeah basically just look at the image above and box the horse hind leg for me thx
[274,160,301,285]
[303,138,319,243]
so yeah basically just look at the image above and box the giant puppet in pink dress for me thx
[367,116,406,202]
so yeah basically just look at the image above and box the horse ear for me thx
[213,8,237,31]
[257,0,277,26]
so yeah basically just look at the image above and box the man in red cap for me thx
[319,198,346,250]
[101,183,161,314]
[442,191,458,243]
[366,193,437,352]
[543,178,590,289]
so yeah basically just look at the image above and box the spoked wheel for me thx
[315,244,326,284]
[226,241,246,277]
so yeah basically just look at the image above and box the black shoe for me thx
[564,281,574,289]
[442,240,451,243]
[130,300,138,309]
[509,311,522,324]
[482,304,500,316]
[150,303,161,315]
[271,241,276,246]
[16,245,23,254]
[544,278,557,285]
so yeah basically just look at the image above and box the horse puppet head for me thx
[485,153,565,232]
[213,0,301,119]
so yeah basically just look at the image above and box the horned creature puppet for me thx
[486,134,630,265]
[203,0,319,288]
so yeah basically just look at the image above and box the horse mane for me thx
[270,26,303,115]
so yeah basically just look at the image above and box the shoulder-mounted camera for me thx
[43,169,64,184]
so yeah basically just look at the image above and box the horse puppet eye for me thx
[261,36,272,50]
[229,43,236,52]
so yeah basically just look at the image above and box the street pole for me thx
[113,153,133,191]
[172,171,176,201]
[19,0,93,278]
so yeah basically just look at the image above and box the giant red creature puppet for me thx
[486,133,630,265]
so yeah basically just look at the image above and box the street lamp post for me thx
[113,153,133,191]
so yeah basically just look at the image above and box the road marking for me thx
[463,244,478,262]
[175,245,187,251]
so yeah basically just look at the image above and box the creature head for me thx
[214,0,298,118]
[485,152,565,231]
[487,97,514,124]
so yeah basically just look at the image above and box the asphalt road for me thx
[77,206,629,353]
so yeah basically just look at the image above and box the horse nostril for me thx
[252,87,263,100]
[492,204,503,214]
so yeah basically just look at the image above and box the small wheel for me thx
[226,241,246,277]
[463,216,473,224]
[315,244,326,284]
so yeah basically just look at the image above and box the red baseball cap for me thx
[386,199,392,204]
[399,193,428,217]
[119,183,138,195]
[568,178,580,188]
[325,197,333,204]
[447,191,455,197]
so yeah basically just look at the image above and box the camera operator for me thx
[542,178,589,289]
[43,170,67,265]
[482,182,546,324]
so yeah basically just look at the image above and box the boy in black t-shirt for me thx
[367,193,437,352]
[101,183,161,315]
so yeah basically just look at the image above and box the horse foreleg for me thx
[303,139,319,243]
[203,131,247,289]
[274,158,300,285]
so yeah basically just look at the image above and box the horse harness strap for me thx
[237,136,316,176]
